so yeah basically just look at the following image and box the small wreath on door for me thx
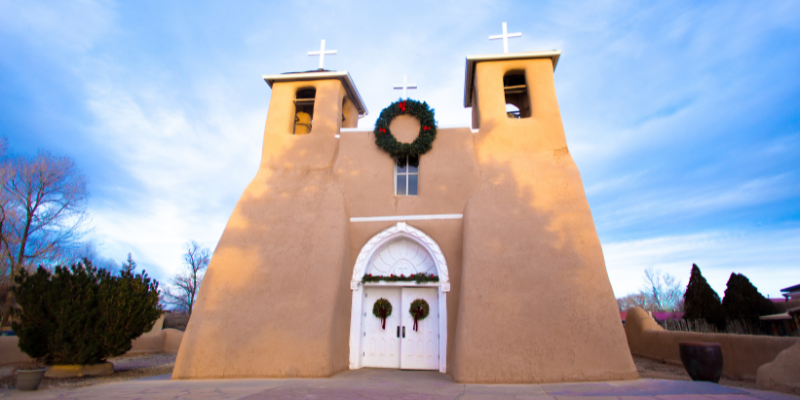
[409,299,430,332]
[372,298,393,330]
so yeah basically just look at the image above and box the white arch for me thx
[350,222,450,291]
[348,222,449,372]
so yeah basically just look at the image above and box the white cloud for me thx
[0,0,114,53]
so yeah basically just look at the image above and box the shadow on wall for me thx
[451,58,637,383]
[624,306,800,381]
[172,79,354,379]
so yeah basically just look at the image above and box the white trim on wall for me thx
[348,222,450,373]
[350,214,462,223]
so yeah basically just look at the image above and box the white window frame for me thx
[394,156,419,196]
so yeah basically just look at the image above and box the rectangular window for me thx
[395,156,419,196]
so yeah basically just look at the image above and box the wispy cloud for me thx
[1,0,798,292]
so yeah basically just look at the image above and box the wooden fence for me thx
[658,318,768,335]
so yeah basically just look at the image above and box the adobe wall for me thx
[757,341,800,394]
[453,58,639,383]
[175,61,637,382]
[335,118,480,216]
[173,79,353,379]
[128,329,184,355]
[0,327,183,366]
[336,118,480,374]
[0,336,32,366]
[625,307,799,381]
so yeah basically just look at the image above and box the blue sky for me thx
[1,0,798,298]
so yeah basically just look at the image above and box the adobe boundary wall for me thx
[0,329,183,366]
[624,307,799,381]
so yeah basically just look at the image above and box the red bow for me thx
[423,126,430,131]
[398,101,406,112]
[378,128,386,134]
[412,306,425,331]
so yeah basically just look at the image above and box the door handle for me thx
[402,326,406,338]
[396,326,400,338]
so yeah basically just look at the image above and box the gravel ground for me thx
[0,353,175,391]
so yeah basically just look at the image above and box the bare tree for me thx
[69,240,120,272]
[162,241,210,316]
[617,292,650,312]
[617,268,685,312]
[0,138,12,283]
[641,267,685,312]
[0,145,88,327]
[642,268,665,311]
[0,150,87,277]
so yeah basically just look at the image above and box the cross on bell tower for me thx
[308,39,337,69]
[489,22,522,54]
[393,75,417,98]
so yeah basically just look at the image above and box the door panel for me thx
[361,287,401,368]
[400,287,439,370]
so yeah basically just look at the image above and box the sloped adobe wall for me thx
[453,58,638,383]
[172,80,352,379]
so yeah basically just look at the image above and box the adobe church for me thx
[172,39,639,383]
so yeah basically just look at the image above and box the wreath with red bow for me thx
[372,298,393,330]
[409,298,430,332]
[374,99,437,165]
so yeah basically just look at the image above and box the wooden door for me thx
[400,287,439,370]
[361,287,402,368]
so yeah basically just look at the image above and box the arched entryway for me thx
[348,222,450,372]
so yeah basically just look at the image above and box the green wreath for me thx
[372,298,393,330]
[374,99,438,165]
[409,298,430,332]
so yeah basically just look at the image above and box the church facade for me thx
[172,50,639,383]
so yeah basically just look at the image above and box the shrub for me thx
[683,263,727,331]
[722,273,776,321]
[11,260,161,365]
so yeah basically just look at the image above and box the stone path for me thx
[0,368,798,399]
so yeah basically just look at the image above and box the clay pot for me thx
[16,368,47,391]
[678,341,723,383]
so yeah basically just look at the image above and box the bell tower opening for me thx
[294,87,316,134]
[503,71,530,119]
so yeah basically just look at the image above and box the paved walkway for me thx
[1,369,798,400]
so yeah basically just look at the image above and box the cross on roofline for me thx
[308,39,337,69]
[393,75,417,98]
[489,22,522,54]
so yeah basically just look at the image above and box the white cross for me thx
[307,39,337,69]
[489,22,522,54]
[393,75,417,98]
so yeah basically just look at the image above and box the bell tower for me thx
[453,51,640,382]
[172,68,367,379]
[259,70,366,169]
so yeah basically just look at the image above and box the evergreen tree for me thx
[722,273,776,321]
[683,264,727,330]
[120,253,137,274]
[11,260,161,365]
